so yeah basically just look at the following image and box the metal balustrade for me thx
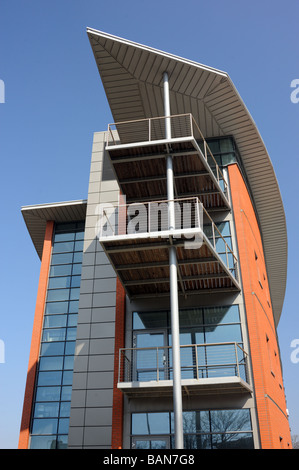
[99,197,201,238]
[118,342,249,386]
[106,113,228,197]
[98,196,238,278]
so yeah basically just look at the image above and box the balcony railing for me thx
[118,342,249,388]
[98,196,238,277]
[99,196,201,239]
[106,113,228,197]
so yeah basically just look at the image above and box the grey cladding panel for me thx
[68,131,119,449]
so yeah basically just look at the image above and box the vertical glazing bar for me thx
[235,343,240,378]
[157,347,159,382]
[195,345,199,380]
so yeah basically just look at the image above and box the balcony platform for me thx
[117,342,251,398]
[98,197,240,298]
[102,234,240,298]
[106,114,230,210]
[117,376,252,398]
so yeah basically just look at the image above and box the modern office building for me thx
[18,29,292,450]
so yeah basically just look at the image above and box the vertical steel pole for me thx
[163,72,184,449]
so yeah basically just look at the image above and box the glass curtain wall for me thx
[29,221,84,449]
[131,409,254,449]
[133,305,246,382]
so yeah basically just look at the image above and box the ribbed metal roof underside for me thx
[87,28,287,324]
[22,200,87,259]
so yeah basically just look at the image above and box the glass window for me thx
[68,301,79,314]
[74,240,84,252]
[43,315,67,329]
[219,138,234,153]
[32,419,58,435]
[183,434,211,450]
[47,289,70,302]
[71,275,81,288]
[34,403,59,418]
[203,305,239,325]
[51,253,73,265]
[40,342,65,357]
[39,356,63,371]
[55,222,77,232]
[42,328,66,342]
[63,356,74,370]
[56,435,68,449]
[61,386,72,401]
[210,409,252,433]
[179,309,203,327]
[171,411,210,434]
[205,324,242,344]
[49,264,72,277]
[212,432,254,449]
[53,233,75,243]
[133,311,168,329]
[30,435,57,449]
[59,402,71,418]
[72,264,82,275]
[48,277,71,289]
[64,342,75,356]
[131,409,253,450]
[75,231,84,240]
[37,371,62,387]
[132,413,170,435]
[52,241,75,254]
[67,314,77,327]
[45,301,69,315]
[69,288,80,301]
[73,252,83,264]
[66,327,77,341]
[35,386,61,402]
[206,140,220,154]
[62,371,73,386]
[30,222,84,449]
[58,418,69,435]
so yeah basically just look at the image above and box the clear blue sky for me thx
[0,0,298,449]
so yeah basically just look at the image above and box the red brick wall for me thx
[18,221,54,449]
[228,164,292,448]
[111,276,126,449]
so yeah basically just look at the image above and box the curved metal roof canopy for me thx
[87,28,287,325]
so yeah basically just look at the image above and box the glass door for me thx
[133,330,168,382]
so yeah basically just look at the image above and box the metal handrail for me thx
[189,115,227,191]
[100,196,238,272]
[118,342,248,384]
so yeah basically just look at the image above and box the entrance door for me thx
[132,436,170,449]
[133,331,168,382]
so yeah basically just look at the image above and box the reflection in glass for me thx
[30,221,84,449]
[131,409,253,450]
[132,412,170,435]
